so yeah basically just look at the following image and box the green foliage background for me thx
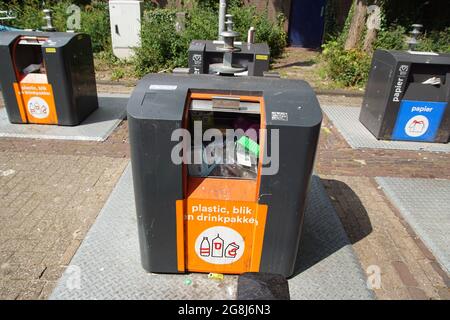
[321,0,450,88]
[0,0,287,78]
[0,0,110,53]
[2,0,447,87]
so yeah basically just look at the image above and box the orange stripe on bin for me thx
[249,204,268,272]
[177,92,268,274]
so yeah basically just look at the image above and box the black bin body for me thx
[127,74,322,277]
[188,40,270,76]
[0,31,98,126]
[360,49,450,143]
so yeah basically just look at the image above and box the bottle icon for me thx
[211,234,224,257]
[225,242,240,258]
[199,237,210,257]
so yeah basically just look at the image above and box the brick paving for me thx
[0,85,130,299]
[0,152,128,299]
[0,82,449,300]
[317,100,450,300]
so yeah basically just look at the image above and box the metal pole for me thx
[247,27,255,44]
[407,24,423,51]
[218,0,227,41]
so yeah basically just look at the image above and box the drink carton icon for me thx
[211,234,224,257]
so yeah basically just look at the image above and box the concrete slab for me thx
[0,93,129,142]
[322,106,450,153]
[50,164,374,300]
[376,177,450,275]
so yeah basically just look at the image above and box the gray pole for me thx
[247,27,255,44]
[218,0,227,41]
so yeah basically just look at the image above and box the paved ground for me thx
[50,168,373,300]
[376,178,450,275]
[322,106,450,152]
[272,47,325,88]
[0,85,131,299]
[0,94,128,142]
[318,114,450,300]
[0,80,449,300]
[0,152,128,299]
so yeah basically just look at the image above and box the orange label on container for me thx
[13,82,58,124]
[176,199,267,274]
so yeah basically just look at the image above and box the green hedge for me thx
[417,27,450,53]
[321,40,371,87]
[133,9,185,76]
[78,2,110,53]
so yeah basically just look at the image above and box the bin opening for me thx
[12,36,49,84]
[187,97,261,181]
[408,63,450,88]
[184,93,264,203]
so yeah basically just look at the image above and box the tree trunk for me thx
[344,0,368,50]
[362,1,382,53]
[363,28,377,52]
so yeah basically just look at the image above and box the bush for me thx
[133,9,185,77]
[374,25,407,51]
[3,0,44,30]
[1,0,73,31]
[229,5,287,59]
[321,40,371,88]
[417,27,450,53]
[79,2,111,53]
[183,7,218,42]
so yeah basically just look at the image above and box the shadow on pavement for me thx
[290,177,372,277]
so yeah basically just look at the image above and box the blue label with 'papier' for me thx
[392,100,447,142]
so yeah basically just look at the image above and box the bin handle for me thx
[212,96,241,110]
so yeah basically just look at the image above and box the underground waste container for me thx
[188,40,270,76]
[128,74,322,277]
[0,31,98,126]
[360,49,450,143]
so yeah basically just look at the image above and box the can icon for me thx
[225,242,240,258]
[212,234,224,257]
[199,237,210,257]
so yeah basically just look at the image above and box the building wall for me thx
[243,0,292,31]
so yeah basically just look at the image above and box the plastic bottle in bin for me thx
[199,237,210,257]
[212,234,224,257]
